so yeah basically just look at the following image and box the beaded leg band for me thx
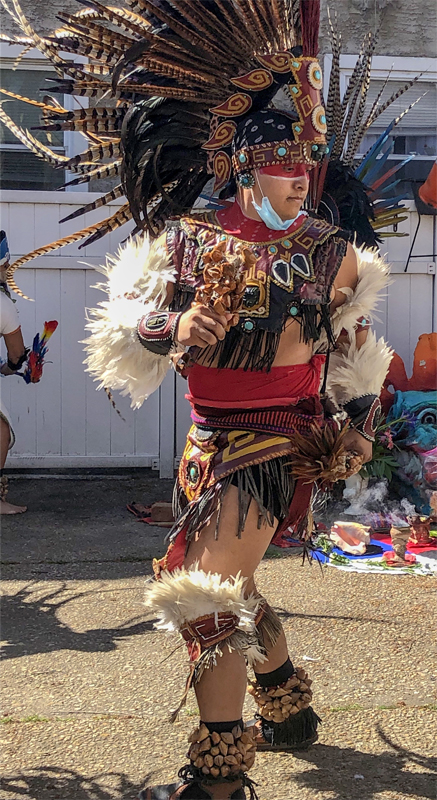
[248,667,320,751]
[187,722,257,785]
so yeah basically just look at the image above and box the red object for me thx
[383,551,417,565]
[186,356,325,410]
[373,532,437,555]
[418,161,437,208]
[217,200,307,242]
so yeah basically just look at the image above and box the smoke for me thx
[344,478,417,526]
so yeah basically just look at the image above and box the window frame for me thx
[323,54,437,162]
[0,42,88,192]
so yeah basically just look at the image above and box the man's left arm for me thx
[326,242,393,463]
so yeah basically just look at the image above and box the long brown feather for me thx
[59,185,125,224]
[0,107,69,168]
[79,203,132,248]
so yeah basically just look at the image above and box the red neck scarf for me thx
[216,201,307,242]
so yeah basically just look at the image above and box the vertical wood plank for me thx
[7,270,37,456]
[109,392,136,457]
[34,269,62,455]
[34,203,60,250]
[8,203,35,255]
[134,391,160,458]
[159,370,176,478]
[84,277,111,456]
[60,269,87,455]
[386,275,412,371]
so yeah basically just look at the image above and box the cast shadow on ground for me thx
[1,583,157,661]
[0,766,151,800]
[274,606,391,625]
[290,727,436,799]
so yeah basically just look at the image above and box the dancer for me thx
[0,232,27,514]
[1,2,418,797]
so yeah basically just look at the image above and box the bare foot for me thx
[0,499,27,514]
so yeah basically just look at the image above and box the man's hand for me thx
[175,305,238,349]
[342,427,373,464]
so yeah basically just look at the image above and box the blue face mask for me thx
[251,195,300,231]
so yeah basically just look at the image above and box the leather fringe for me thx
[260,706,321,747]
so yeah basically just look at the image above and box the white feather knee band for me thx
[326,331,393,405]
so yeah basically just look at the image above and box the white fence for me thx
[0,190,435,475]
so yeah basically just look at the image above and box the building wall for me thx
[1,0,436,57]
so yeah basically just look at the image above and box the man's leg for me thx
[142,486,279,799]
[0,417,26,515]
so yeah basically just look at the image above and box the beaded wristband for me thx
[137,311,181,356]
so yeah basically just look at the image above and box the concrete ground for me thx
[1,472,436,800]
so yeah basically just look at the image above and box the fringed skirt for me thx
[153,397,325,576]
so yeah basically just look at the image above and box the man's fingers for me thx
[197,327,218,347]
[194,314,226,340]
[197,306,228,329]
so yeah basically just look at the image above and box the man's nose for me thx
[289,175,308,191]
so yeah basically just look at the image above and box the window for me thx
[356,80,437,158]
[0,65,66,190]
[325,55,437,191]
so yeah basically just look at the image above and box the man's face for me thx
[250,163,310,221]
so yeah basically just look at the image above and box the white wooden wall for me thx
[0,191,435,475]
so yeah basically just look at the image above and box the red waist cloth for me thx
[186,355,325,410]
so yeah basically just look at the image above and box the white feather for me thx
[326,331,394,404]
[145,566,260,633]
[83,234,176,409]
[331,246,392,341]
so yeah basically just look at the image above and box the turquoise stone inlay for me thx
[189,466,198,482]
[277,146,287,156]
[269,245,278,254]
[220,234,226,241]
[243,319,255,332]
[239,153,247,163]
[294,125,301,133]
[289,305,299,316]
[292,61,300,68]
[292,86,299,94]
[312,144,318,151]
[315,70,321,80]
[283,239,291,248]
[321,115,326,124]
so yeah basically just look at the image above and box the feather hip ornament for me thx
[22,321,58,384]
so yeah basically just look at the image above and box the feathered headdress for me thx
[0,0,420,296]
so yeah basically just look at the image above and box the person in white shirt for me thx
[0,231,27,514]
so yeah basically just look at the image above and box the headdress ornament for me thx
[0,0,422,295]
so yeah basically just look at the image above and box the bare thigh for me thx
[184,484,277,582]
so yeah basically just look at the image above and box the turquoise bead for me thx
[239,153,247,163]
[277,146,287,156]
[315,70,321,80]
[321,115,326,124]
[292,86,299,94]
[289,306,299,316]
[189,466,198,481]
[294,125,301,133]
[269,245,277,254]
[292,61,300,68]
[312,144,318,151]
[243,319,255,331]
[283,240,291,248]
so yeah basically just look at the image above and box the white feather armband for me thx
[83,234,177,409]
[326,331,393,406]
[330,246,391,341]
